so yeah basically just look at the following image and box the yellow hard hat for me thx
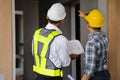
[84,9,105,28]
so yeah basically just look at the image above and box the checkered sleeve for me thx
[84,42,96,76]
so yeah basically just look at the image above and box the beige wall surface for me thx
[0,0,13,80]
[108,0,120,80]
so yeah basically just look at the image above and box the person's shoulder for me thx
[87,36,99,46]
[55,35,68,43]
[101,31,108,38]
[56,35,68,40]
[34,28,43,32]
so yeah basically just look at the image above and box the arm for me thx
[49,35,71,68]
[82,42,96,80]
[69,54,78,59]
[78,10,86,18]
[56,35,71,67]
[68,40,84,59]
[81,74,90,80]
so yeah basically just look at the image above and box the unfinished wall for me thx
[0,0,13,80]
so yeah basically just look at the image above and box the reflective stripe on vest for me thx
[33,28,63,77]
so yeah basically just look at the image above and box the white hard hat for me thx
[47,3,66,21]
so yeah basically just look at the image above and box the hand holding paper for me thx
[68,40,84,55]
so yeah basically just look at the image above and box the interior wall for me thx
[0,0,13,80]
[108,0,120,80]
[15,0,39,80]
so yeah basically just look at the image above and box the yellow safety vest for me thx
[33,28,63,77]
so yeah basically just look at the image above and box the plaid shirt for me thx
[84,31,109,76]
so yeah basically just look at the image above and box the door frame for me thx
[70,2,80,79]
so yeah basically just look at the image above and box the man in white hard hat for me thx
[32,3,78,80]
